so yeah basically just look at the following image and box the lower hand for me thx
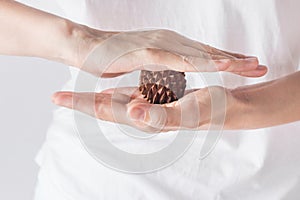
[52,86,244,132]
[53,71,300,131]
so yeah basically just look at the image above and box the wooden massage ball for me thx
[139,70,186,104]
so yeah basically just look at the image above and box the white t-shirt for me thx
[34,0,300,199]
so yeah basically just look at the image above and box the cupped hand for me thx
[52,86,245,133]
[77,28,267,78]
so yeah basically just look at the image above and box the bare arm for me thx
[232,71,300,129]
[0,0,267,77]
[52,71,300,132]
[0,0,124,75]
[0,0,97,66]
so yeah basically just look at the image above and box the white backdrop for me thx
[0,1,69,200]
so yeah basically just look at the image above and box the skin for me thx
[1,1,299,132]
[53,71,300,132]
[0,1,266,76]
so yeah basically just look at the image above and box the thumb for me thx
[128,103,168,130]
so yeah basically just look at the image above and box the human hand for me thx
[76,29,267,78]
[52,86,244,132]
[0,1,266,78]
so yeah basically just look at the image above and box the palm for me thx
[53,86,233,133]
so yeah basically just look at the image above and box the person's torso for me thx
[36,1,300,199]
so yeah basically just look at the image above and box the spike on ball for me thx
[139,70,186,104]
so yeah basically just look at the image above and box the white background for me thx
[0,1,69,200]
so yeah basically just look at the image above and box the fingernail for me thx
[52,93,72,107]
[257,65,267,70]
[130,107,146,121]
[52,93,59,103]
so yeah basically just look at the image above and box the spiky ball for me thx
[139,70,186,104]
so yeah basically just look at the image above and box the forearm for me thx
[0,0,94,66]
[232,71,300,129]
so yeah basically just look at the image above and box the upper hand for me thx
[75,28,267,78]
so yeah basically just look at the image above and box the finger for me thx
[186,42,262,72]
[182,56,259,73]
[213,49,267,76]
[217,49,253,59]
[52,92,104,117]
[52,91,73,108]
[52,91,130,124]
[53,91,164,133]
[133,48,230,72]
[101,87,142,98]
[127,93,201,131]
[216,57,259,72]
[186,42,236,59]
[101,72,127,78]
[233,65,268,77]
[182,56,222,72]
[201,44,251,59]
[185,41,248,60]
[127,102,176,131]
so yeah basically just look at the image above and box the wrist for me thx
[59,19,115,67]
[226,87,253,129]
[228,81,274,130]
[56,19,95,67]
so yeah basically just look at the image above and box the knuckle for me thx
[155,29,173,35]
[94,104,103,119]
[157,29,174,36]
[72,96,79,108]
[149,29,175,43]
[94,96,107,119]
